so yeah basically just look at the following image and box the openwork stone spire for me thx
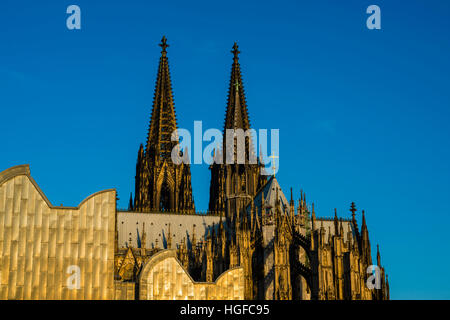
[208,43,266,216]
[145,36,178,161]
[134,36,195,213]
[224,42,251,131]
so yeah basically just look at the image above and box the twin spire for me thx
[135,37,253,213]
[207,39,266,213]
[146,37,251,157]
[224,42,251,132]
[134,36,194,212]
[145,36,178,161]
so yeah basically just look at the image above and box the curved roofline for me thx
[139,249,243,285]
[0,164,115,209]
[214,265,243,284]
[0,164,30,185]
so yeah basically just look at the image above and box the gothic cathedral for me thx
[0,37,390,300]
[122,37,390,300]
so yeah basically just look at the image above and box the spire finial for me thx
[350,202,356,220]
[231,42,240,60]
[159,36,169,55]
[269,154,278,176]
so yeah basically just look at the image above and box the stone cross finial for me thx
[231,42,240,59]
[159,36,169,54]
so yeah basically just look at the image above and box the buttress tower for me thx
[134,36,195,212]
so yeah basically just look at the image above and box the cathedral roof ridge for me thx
[246,175,289,214]
[316,216,352,222]
[117,208,223,216]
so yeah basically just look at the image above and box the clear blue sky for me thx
[1,0,449,299]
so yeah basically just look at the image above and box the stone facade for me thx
[115,37,389,300]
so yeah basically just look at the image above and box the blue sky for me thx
[1,0,450,299]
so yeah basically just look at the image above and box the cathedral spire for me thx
[208,43,266,213]
[145,36,178,159]
[224,42,250,131]
[134,37,195,212]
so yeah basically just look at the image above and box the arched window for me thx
[159,181,171,210]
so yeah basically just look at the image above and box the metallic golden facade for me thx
[0,165,246,300]
[0,165,116,300]
[139,250,244,300]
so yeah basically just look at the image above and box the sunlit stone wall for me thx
[0,165,116,300]
[139,250,244,300]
